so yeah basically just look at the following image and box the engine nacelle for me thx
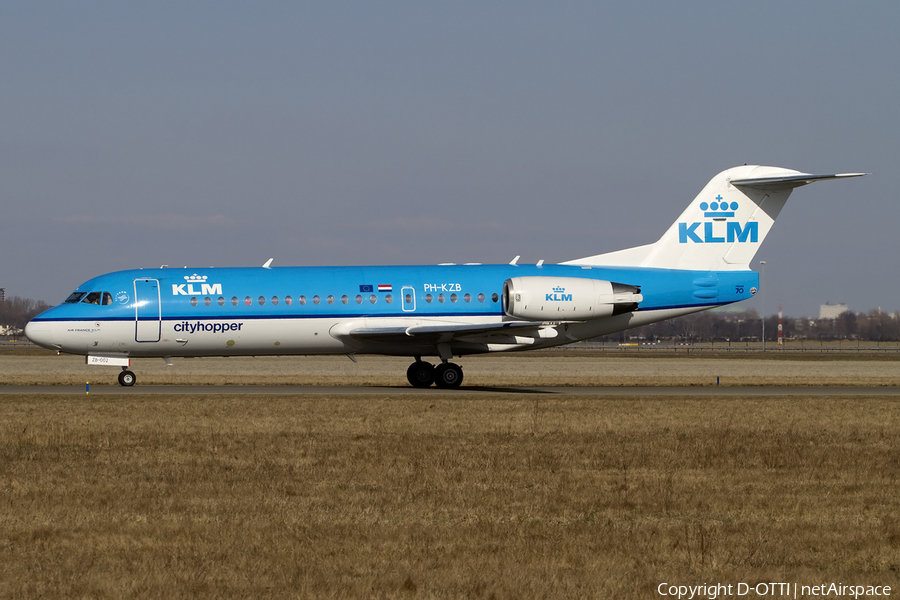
[503,277,642,321]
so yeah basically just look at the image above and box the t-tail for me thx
[565,165,866,271]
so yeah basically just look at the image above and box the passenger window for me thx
[327,295,335,305]
[232,297,239,306]
[478,293,485,302]
[190,297,198,307]
[300,296,307,305]
[450,293,457,303]
[258,296,266,305]
[272,296,279,306]
[355,295,363,304]
[369,294,377,304]
[245,296,252,306]
[464,293,471,303]
[285,296,293,306]
[492,293,499,303]
[425,294,433,303]
[438,294,445,303]
[386,295,393,304]
[204,297,212,306]
[313,295,320,305]
[341,295,349,305]
[218,297,225,306]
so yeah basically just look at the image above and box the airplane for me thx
[25,165,865,388]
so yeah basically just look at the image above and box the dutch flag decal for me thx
[378,284,392,293]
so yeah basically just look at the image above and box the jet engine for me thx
[503,276,642,321]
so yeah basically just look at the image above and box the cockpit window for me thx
[65,292,87,304]
[82,292,102,305]
[81,292,113,305]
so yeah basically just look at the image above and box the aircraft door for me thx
[401,286,416,312]
[134,279,161,342]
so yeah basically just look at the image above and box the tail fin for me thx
[566,165,866,271]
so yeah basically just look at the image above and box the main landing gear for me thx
[117,368,136,387]
[406,358,463,389]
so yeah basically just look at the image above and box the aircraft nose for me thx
[25,319,57,350]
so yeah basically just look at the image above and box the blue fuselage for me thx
[27,263,757,359]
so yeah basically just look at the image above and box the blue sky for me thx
[2,2,897,316]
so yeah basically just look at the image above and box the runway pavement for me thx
[2,385,899,396]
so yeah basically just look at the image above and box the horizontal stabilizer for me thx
[730,172,867,191]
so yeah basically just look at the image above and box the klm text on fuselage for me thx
[172,283,223,296]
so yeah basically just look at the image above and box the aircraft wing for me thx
[341,320,551,343]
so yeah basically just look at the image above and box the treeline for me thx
[596,309,900,343]
[0,296,52,332]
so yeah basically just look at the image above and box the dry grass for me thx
[2,391,900,599]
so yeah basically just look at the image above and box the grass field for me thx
[2,352,900,598]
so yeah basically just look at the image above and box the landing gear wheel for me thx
[406,361,435,388]
[434,362,463,389]
[118,370,136,387]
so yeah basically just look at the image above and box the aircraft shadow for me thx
[382,385,556,395]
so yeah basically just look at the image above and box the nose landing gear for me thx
[117,368,136,387]
[406,358,463,389]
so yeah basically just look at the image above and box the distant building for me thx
[0,288,5,302]
[819,302,849,320]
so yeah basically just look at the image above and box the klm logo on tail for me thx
[679,196,758,244]
[679,221,758,244]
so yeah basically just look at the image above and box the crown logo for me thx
[700,195,739,217]
[552,286,565,293]
[184,274,208,282]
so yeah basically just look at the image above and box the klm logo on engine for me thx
[546,286,573,302]
[172,274,222,296]
[678,196,758,244]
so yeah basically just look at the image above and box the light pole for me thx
[759,260,766,351]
